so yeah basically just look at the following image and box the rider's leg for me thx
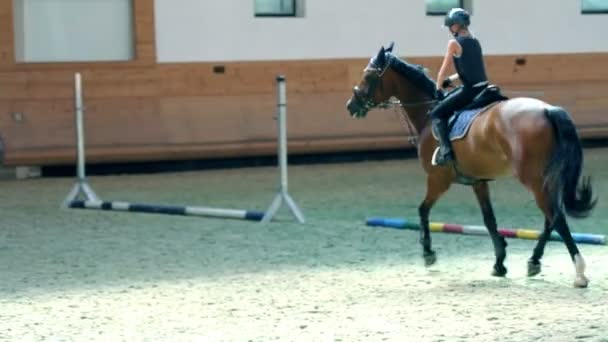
[428,87,473,166]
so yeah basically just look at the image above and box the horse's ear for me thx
[375,46,386,67]
[386,42,395,53]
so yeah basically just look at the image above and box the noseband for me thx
[351,60,390,111]
[352,60,438,110]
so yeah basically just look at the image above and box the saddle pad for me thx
[432,102,499,142]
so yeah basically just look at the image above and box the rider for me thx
[430,8,489,166]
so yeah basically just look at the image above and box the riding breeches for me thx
[429,85,486,120]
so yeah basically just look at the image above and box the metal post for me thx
[62,72,100,208]
[278,76,289,194]
[75,72,86,183]
[261,75,305,224]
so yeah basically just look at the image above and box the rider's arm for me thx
[436,39,461,90]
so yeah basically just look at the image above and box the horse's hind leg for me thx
[553,214,588,287]
[418,175,452,266]
[528,183,588,287]
[527,218,551,277]
[472,181,507,277]
[527,189,554,277]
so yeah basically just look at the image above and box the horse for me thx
[346,43,597,288]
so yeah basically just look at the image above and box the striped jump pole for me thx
[62,72,271,222]
[366,217,606,246]
[69,200,264,221]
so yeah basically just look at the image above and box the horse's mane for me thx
[371,51,438,100]
[387,54,438,99]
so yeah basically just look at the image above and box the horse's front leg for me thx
[472,181,508,276]
[418,175,452,266]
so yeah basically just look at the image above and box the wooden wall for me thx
[1,0,607,167]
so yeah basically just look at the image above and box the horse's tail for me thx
[543,106,597,219]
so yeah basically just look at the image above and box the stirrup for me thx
[431,147,454,166]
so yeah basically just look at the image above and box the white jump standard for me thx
[62,73,100,207]
[261,75,306,224]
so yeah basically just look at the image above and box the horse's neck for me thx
[400,101,433,135]
[394,83,435,134]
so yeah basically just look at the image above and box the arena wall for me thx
[0,0,607,166]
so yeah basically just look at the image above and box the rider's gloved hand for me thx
[436,89,446,101]
[442,78,453,89]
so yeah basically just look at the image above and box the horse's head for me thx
[346,43,438,119]
[346,43,398,118]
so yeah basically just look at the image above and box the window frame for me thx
[254,0,297,17]
[581,0,608,14]
[425,0,464,16]
[1,0,155,70]
[12,0,137,64]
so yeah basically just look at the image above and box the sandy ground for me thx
[1,148,608,341]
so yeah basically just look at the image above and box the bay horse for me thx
[346,43,597,287]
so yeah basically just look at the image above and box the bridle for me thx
[350,62,390,113]
[351,60,438,145]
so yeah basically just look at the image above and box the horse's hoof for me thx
[423,251,437,266]
[574,275,589,288]
[492,264,507,277]
[527,259,541,277]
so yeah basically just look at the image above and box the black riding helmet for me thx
[444,8,470,27]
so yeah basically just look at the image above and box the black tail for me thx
[543,106,597,219]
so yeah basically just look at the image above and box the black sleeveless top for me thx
[453,36,488,87]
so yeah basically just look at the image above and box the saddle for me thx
[431,85,509,185]
[433,85,509,141]
[461,85,509,111]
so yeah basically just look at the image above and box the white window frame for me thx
[12,0,136,63]
[255,0,304,17]
[582,0,608,14]
[426,0,464,16]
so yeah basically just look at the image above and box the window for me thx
[254,0,297,17]
[426,0,463,15]
[13,0,135,63]
[582,0,608,14]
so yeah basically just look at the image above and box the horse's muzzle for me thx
[346,97,367,118]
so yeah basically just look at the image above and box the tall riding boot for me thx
[432,118,454,166]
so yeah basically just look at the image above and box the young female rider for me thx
[430,8,489,166]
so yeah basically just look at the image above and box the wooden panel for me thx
[0,69,160,101]
[1,47,608,165]
[158,91,403,143]
[0,99,76,149]
[158,60,351,97]
[497,81,608,124]
[132,0,156,65]
[486,54,608,83]
[159,95,277,143]
[0,0,14,68]
[0,97,161,149]
[2,135,413,166]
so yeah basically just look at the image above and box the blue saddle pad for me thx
[432,103,497,141]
